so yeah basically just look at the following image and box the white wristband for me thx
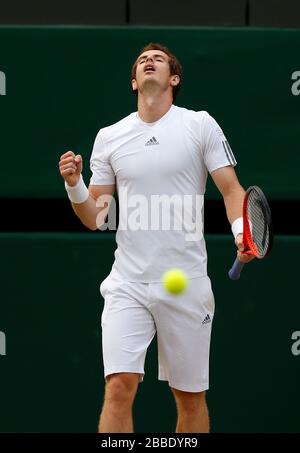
[231,217,243,240]
[65,175,89,204]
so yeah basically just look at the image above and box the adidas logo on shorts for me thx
[202,314,211,325]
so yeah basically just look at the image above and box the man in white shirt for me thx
[59,43,253,433]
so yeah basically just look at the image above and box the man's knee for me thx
[104,373,140,406]
[171,388,206,413]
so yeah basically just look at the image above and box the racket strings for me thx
[246,190,270,257]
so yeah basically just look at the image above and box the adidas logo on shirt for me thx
[202,314,211,325]
[145,136,159,146]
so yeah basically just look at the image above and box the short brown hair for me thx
[131,42,183,100]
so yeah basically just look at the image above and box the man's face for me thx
[132,50,178,94]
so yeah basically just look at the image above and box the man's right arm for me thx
[59,150,115,231]
[72,183,115,230]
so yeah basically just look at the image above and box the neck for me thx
[137,91,173,123]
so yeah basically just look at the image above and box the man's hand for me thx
[59,151,83,187]
[235,233,255,264]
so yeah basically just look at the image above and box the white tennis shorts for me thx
[100,273,215,392]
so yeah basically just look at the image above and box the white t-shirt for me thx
[90,105,236,282]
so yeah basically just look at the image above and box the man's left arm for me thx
[211,166,254,264]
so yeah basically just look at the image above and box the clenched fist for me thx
[59,151,83,187]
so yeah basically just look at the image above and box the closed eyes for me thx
[138,56,165,64]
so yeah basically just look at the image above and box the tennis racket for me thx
[228,185,273,280]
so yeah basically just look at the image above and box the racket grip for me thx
[228,257,245,280]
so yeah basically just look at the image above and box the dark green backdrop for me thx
[0,233,299,433]
[0,27,299,199]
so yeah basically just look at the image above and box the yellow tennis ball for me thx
[162,268,188,295]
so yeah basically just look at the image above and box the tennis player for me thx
[59,43,254,433]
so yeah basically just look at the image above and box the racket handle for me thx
[228,257,245,280]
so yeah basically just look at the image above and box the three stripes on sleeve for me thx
[222,140,237,166]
